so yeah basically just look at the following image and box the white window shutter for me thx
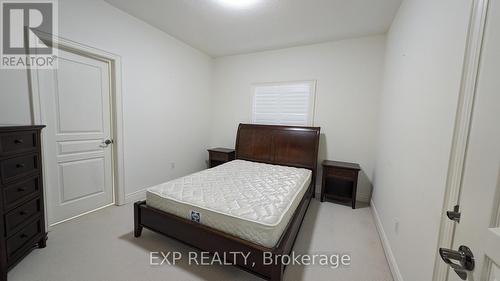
[253,81,315,126]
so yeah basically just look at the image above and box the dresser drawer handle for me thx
[19,211,27,216]
[19,233,27,239]
[14,139,24,144]
[17,187,26,192]
[16,163,25,168]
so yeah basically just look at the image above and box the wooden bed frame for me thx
[134,123,320,281]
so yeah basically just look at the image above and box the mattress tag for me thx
[190,210,201,223]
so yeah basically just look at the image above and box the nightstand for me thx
[208,148,235,168]
[321,160,361,209]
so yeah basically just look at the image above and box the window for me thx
[252,81,316,126]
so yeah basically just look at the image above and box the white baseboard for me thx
[124,188,147,204]
[371,199,404,281]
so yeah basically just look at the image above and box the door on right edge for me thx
[447,0,500,280]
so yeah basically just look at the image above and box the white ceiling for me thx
[104,0,402,57]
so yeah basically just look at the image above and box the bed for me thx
[134,123,320,281]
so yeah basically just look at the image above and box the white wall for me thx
[0,0,213,200]
[372,0,472,280]
[210,36,386,200]
[0,70,32,124]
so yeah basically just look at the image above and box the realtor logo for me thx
[1,0,58,69]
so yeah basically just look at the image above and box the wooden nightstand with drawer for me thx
[0,125,47,281]
[208,148,235,168]
[321,160,361,209]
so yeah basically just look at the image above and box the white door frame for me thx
[27,32,126,229]
[432,0,490,280]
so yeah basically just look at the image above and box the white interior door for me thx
[445,0,500,280]
[38,48,114,225]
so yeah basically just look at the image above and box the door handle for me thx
[99,139,113,148]
[439,245,474,280]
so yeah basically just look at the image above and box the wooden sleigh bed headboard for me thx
[235,123,321,184]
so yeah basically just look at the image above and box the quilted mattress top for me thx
[146,159,312,226]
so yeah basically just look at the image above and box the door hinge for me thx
[447,205,461,223]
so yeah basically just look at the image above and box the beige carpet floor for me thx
[9,200,393,281]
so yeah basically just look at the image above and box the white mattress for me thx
[146,160,311,248]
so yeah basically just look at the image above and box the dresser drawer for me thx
[0,132,37,156]
[0,154,39,184]
[6,219,42,260]
[210,151,230,161]
[3,177,40,211]
[326,168,357,180]
[4,197,42,236]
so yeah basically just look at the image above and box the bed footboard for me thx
[133,183,313,281]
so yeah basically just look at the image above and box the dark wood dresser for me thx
[0,126,47,281]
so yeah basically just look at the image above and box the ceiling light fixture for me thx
[215,0,262,9]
